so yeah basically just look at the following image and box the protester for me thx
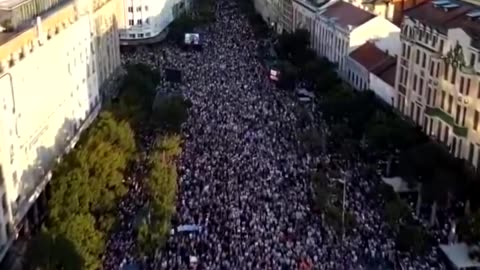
[103,1,449,269]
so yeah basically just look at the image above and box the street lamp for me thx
[331,173,347,242]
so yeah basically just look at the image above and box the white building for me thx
[347,41,397,105]
[292,0,333,43]
[0,0,122,262]
[120,0,190,42]
[313,1,400,78]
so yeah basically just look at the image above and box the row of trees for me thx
[280,29,480,253]
[25,110,136,270]
[23,62,191,269]
[136,135,181,257]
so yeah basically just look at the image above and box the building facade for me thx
[347,41,397,104]
[119,0,190,42]
[313,1,400,79]
[0,0,122,262]
[394,0,480,167]
[254,0,281,30]
[279,0,293,33]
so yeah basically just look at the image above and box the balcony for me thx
[425,106,468,137]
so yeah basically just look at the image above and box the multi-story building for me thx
[394,0,480,167]
[313,1,400,79]
[0,0,122,262]
[346,41,397,105]
[119,0,190,43]
[292,0,333,43]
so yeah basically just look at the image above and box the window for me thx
[443,126,449,143]
[455,105,461,124]
[145,5,149,11]
[436,62,440,77]
[413,75,418,91]
[427,87,432,105]
[138,33,144,38]
[402,43,406,57]
[437,122,442,140]
[137,19,142,25]
[129,34,135,38]
[468,143,475,163]
[1,193,7,215]
[439,39,444,53]
[460,77,465,94]
[444,64,449,80]
[448,95,453,114]
[441,91,446,110]
[145,18,150,24]
[430,61,435,76]
[466,79,471,96]
[136,6,141,12]
[470,53,476,67]
[416,49,420,64]
[422,52,426,68]
[462,107,467,126]
[127,6,133,12]
[416,106,421,124]
[407,45,411,58]
[474,110,480,130]
[451,68,457,84]
[410,102,415,119]
[128,19,134,26]
[419,78,424,96]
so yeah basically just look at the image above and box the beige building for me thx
[394,0,480,167]
[0,0,122,263]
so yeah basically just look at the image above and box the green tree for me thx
[53,214,105,270]
[152,95,191,132]
[384,198,410,232]
[136,135,181,256]
[169,14,198,43]
[275,29,311,65]
[24,230,84,270]
[396,225,428,255]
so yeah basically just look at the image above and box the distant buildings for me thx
[313,1,400,79]
[0,0,122,262]
[119,0,191,43]
[394,0,480,167]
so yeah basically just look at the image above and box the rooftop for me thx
[349,42,397,86]
[322,1,375,28]
[0,0,28,10]
[405,0,480,35]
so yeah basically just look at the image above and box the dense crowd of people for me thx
[102,0,453,269]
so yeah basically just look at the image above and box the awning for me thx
[381,176,414,193]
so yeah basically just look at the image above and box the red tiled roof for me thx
[373,59,397,87]
[349,42,397,87]
[322,1,375,28]
[349,42,389,71]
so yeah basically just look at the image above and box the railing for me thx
[424,106,468,137]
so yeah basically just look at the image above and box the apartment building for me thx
[0,0,122,262]
[347,41,397,105]
[120,0,190,42]
[292,0,332,43]
[254,0,281,30]
[394,0,480,167]
[313,1,400,79]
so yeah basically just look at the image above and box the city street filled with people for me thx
[103,0,450,269]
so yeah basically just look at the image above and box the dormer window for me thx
[470,53,476,67]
